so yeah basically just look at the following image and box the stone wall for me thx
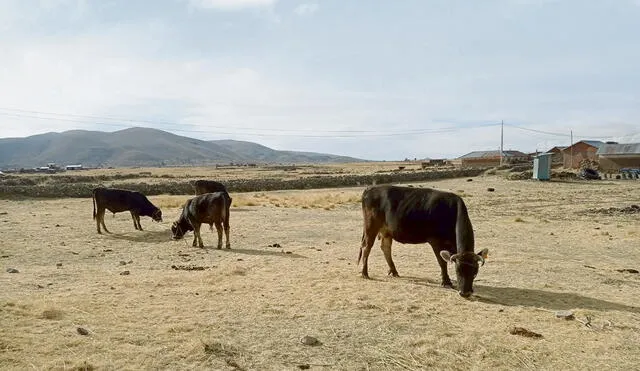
[0,168,486,199]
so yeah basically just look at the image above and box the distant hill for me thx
[0,127,365,169]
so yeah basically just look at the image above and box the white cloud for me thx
[294,2,318,16]
[186,0,276,11]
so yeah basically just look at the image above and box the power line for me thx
[0,107,494,135]
[5,106,634,141]
[504,123,570,137]
[0,111,501,138]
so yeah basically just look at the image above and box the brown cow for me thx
[359,184,488,298]
[92,187,162,234]
[171,192,231,249]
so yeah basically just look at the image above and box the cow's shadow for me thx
[214,247,307,259]
[107,230,171,243]
[474,284,640,313]
[171,245,307,259]
[404,276,639,313]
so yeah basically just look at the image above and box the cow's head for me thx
[152,208,163,222]
[440,248,489,298]
[170,219,192,240]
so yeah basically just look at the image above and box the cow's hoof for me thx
[441,282,454,289]
[225,245,231,249]
[216,246,222,250]
[361,273,371,279]
[388,271,399,277]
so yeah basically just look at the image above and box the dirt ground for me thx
[1,176,639,370]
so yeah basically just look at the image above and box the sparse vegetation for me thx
[2,173,639,370]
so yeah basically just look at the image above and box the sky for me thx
[1,0,640,160]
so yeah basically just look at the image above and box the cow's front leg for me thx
[130,211,140,230]
[193,223,204,248]
[380,236,399,277]
[432,244,453,288]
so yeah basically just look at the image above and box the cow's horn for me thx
[475,254,485,266]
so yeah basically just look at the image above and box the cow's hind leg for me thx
[431,242,454,288]
[359,218,380,279]
[223,208,231,249]
[214,222,223,249]
[98,209,111,234]
[380,235,398,277]
[96,208,103,234]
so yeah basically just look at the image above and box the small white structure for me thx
[66,164,83,171]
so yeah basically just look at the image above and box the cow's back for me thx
[363,185,462,244]
[93,187,156,214]
[194,180,227,195]
[94,188,133,213]
[186,192,229,224]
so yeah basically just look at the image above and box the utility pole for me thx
[570,129,573,169]
[500,120,504,166]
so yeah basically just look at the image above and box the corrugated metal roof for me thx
[596,143,640,156]
[546,146,567,153]
[581,140,604,148]
[458,150,528,159]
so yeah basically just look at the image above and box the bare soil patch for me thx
[1,176,639,370]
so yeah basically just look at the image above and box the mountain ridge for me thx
[0,127,365,168]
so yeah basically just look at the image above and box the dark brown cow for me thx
[171,192,231,249]
[92,187,162,234]
[359,184,488,298]
[193,179,228,195]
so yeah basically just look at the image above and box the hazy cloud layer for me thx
[1,0,639,160]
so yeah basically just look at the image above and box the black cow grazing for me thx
[92,187,162,234]
[359,185,488,298]
[193,179,228,196]
[171,192,231,249]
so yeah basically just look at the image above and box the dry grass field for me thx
[11,162,429,187]
[1,175,639,370]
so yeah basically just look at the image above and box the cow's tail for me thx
[92,188,97,220]
[455,198,475,253]
[357,231,365,265]
[218,193,231,230]
[225,195,232,230]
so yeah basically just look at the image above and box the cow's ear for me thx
[440,250,454,262]
[477,248,489,260]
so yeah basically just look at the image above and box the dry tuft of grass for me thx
[40,309,64,320]
[202,340,240,358]
[73,361,95,371]
[514,217,525,222]
[151,195,188,209]
[230,190,361,210]
[230,267,248,276]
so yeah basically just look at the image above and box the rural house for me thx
[545,146,566,164]
[455,150,529,168]
[562,140,603,169]
[596,143,640,171]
